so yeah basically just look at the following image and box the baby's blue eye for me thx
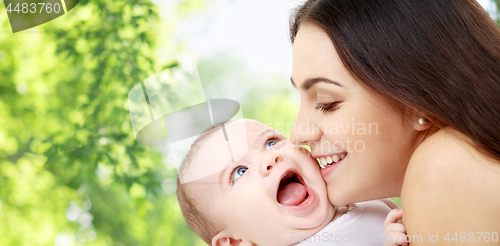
[231,167,248,182]
[265,140,278,151]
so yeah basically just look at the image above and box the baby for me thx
[176,119,404,245]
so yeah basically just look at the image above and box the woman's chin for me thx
[327,187,354,207]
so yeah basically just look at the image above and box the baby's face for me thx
[187,119,334,245]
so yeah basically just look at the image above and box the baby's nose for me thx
[261,152,283,175]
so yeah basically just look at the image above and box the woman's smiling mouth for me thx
[316,152,347,168]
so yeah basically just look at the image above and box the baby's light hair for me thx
[176,121,232,245]
[176,177,219,245]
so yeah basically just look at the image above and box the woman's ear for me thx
[412,115,433,131]
[212,231,254,246]
[405,108,433,131]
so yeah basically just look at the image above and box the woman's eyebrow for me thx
[290,77,343,90]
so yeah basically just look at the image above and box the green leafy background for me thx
[0,0,498,245]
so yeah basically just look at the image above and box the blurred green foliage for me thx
[0,0,215,245]
[0,0,298,245]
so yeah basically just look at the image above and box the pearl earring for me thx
[418,117,427,125]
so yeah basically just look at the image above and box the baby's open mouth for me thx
[277,172,309,206]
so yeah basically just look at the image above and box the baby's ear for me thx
[212,230,253,246]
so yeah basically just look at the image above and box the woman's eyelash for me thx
[316,102,340,112]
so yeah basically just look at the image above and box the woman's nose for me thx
[261,152,283,176]
[290,107,322,146]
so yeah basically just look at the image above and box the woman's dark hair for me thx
[290,0,500,161]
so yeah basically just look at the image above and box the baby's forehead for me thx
[200,119,277,152]
[180,120,275,183]
[179,120,250,183]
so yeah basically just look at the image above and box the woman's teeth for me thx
[318,154,346,168]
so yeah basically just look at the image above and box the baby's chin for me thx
[293,197,335,230]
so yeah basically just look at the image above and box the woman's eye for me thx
[316,102,340,112]
[265,140,278,151]
[231,166,248,182]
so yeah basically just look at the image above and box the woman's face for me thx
[290,23,420,206]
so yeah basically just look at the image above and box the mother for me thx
[289,0,500,242]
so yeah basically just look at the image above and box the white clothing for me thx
[292,199,399,246]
